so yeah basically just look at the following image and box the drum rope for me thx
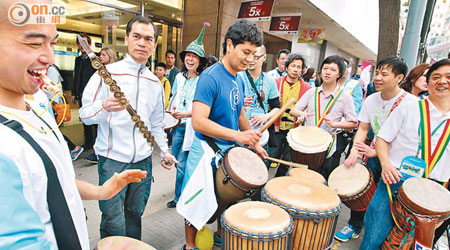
[314,87,344,128]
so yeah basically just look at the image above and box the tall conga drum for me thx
[287,126,332,172]
[381,178,450,250]
[327,163,376,211]
[97,236,156,249]
[211,147,269,222]
[221,201,294,250]
[288,168,326,184]
[262,177,341,250]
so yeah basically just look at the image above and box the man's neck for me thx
[285,74,298,84]
[0,87,27,111]
[380,86,401,101]
[322,81,337,94]
[428,95,450,114]
[167,65,174,70]
[248,67,262,80]
[222,55,237,76]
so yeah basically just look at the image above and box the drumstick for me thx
[259,97,296,133]
[266,157,308,169]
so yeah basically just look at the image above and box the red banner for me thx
[238,0,274,21]
[269,14,301,34]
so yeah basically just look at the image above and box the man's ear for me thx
[396,74,405,85]
[226,39,233,54]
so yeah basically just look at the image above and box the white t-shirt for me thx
[359,90,417,135]
[0,101,89,249]
[377,97,450,182]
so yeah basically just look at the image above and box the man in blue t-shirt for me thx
[178,19,266,250]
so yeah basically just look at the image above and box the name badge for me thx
[399,156,426,181]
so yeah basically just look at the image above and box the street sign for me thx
[269,14,301,34]
[237,0,274,21]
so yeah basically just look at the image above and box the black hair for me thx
[222,19,263,56]
[126,16,159,41]
[285,53,305,70]
[166,50,176,57]
[156,62,166,69]
[376,56,408,80]
[277,49,290,59]
[426,58,450,82]
[303,68,316,82]
[341,57,349,66]
[319,55,346,79]
[206,55,218,67]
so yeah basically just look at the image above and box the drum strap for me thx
[0,114,82,250]
[202,134,223,156]
[314,87,344,128]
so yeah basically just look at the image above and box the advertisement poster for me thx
[269,14,301,34]
[298,28,326,44]
[237,0,274,21]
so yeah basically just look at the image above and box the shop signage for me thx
[269,14,301,34]
[238,0,274,21]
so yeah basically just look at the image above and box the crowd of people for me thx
[0,0,450,249]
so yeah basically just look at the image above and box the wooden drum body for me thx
[287,126,332,172]
[328,163,375,211]
[381,178,450,250]
[262,177,341,250]
[97,236,155,250]
[221,201,293,250]
[211,147,269,222]
[288,168,326,184]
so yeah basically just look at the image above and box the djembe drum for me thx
[381,178,450,250]
[221,201,294,250]
[210,147,269,222]
[327,163,376,211]
[288,167,326,184]
[287,126,332,172]
[262,177,341,250]
[96,236,155,250]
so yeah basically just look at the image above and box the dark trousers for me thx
[269,130,292,177]
[63,134,75,151]
[79,99,97,149]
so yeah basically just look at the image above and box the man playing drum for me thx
[335,57,415,242]
[360,59,450,249]
[270,53,311,177]
[0,1,147,249]
[79,16,177,240]
[290,55,357,179]
[177,19,267,250]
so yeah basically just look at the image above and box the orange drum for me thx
[287,168,326,184]
[96,236,155,250]
[211,147,269,222]
[328,163,376,211]
[381,178,450,250]
[221,201,293,250]
[262,177,341,250]
[287,126,332,172]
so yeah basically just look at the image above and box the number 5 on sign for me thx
[248,6,261,17]
[279,21,290,30]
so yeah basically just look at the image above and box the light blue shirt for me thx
[267,67,286,80]
[171,73,199,124]
[341,78,363,116]
[237,71,279,120]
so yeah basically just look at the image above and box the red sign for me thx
[238,0,274,21]
[269,14,302,35]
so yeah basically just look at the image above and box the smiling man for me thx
[79,16,177,240]
[177,19,266,250]
[0,1,147,249]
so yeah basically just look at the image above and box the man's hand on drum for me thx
[250,113,270,127]
[253,143,268,160]
[102,96,129,112]
[294,111,313,123]
[161,152,178,171]
[353,141,376,158]
[235,129,262,146]
[171,111,190,119]
[381,163,402,185]
[100,169,147,200]
[344,149,361,167]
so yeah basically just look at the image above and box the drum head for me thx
[97,236,155,250]
[288,168,326,184]
[401,177,450,215]
[259,129,269,146]
[264,176,340,211]
[224,147,269,188]
[328,163,370,197]
[224,201,291,234]
[164,113,180,130]
[287,126,332,154]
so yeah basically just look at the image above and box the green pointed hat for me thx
[180,22,210,64]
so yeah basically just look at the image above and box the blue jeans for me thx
[172,124,189,203]
[98,156,152,240]
[360,181,402,249]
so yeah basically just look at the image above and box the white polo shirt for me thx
[377,97,450,182]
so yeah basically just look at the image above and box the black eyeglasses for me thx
[253,53,266,60]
